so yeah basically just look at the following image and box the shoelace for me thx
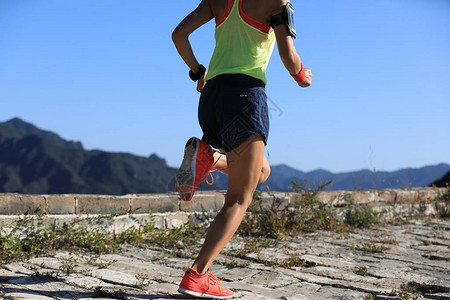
[200,156,224,186]
[208,272,221,285]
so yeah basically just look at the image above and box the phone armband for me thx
[270,2,296,38]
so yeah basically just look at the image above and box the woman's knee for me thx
[258,158,271,184]
[224,192,253,211]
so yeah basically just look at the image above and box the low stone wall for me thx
[0,188,448,233]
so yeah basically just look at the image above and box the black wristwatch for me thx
[189,64,206,82]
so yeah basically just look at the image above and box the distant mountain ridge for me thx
[210,163,450,192]
[260,163,450,191]
[1,117,83,150]
[0,118,178,194]
[0,118,448,194]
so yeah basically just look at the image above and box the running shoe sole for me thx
[178,288,234,299]
[176,137,198,201]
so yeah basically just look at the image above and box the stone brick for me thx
[417,188,439,202]
[187,211,217,226]
[129,193,178,214]
[164,213,189,229]
[0,194,45,215]
[316,191,344,205]
[254,192,290,210]
[180,191,225,212]
[152,214,165,229]
[124,213,165,229]
[395,190,418,203]
[76,195,130,215]
[377,189,397,203]
[352,191,375,204]
[0,194,17,215]
[46,195,76,214]
[0,216,22,233]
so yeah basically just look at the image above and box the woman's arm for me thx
[172,0,214,92]
[272,1,312,87]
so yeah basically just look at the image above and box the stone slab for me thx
[180,191,225,212]
[0,194,46,215]
[129,193,179,214]
[45,194,75,214]
[76,194,130,215]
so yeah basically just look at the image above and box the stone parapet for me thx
[0,191,227,216]
[0,188,447,233]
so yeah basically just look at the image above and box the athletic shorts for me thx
[198,74,269,152]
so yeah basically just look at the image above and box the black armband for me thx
[189,64,206,82]
[270,2,296,38]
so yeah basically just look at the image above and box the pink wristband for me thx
[290,64,306,83]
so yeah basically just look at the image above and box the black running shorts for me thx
[198,74,269,152]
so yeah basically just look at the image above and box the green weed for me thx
[84,255,117,268]
[241,182,344,239]
[355,241,390,253]
[0,212,208,266]
[135,273,151,289]
[219,259,250,269]
[279,254,310,268]
[353,265,368,276]
[243,180,390,240]
[343,194,382,228]
[435,190,450,219]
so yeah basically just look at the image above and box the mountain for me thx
[0,118,180,194]
[0,118,448,194]
[258,163,450,191]
[1,117,83,150]
[430,171,450,187]
[209,163,450,192]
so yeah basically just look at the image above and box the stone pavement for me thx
[1,218,449,300]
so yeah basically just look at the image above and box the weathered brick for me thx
[180,191,225,212]
[46,195,76,214]
[76,195,130,215]
[316,191,344,205]
[165,213,189,229]
[417,188,439,202]
[129,194,178,214]
[0,194,45,215]
[395,190,418,203]
[0,194,17,215]
[352,191,375,204]
[377,189,397,203]
[254,192,290,210]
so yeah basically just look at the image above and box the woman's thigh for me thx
[225,134,265,206]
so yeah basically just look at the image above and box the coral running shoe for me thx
[176,137,217,201]
[178,268,234,299]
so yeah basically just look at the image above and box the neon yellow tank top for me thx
[205,0,276,84]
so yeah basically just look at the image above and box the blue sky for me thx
[1,0,449,173]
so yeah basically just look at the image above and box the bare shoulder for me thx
[205,0,229,18]
[267,0,291,15]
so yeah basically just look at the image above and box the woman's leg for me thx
[191,134,266,274]
[213,146,270,185]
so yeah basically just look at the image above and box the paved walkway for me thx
[1,219,449,300]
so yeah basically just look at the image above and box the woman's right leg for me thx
[191,134,266,274]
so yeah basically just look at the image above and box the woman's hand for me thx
[298,68,312,88]
[197,72,207,92]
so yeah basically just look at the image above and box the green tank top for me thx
[205,0,276,84]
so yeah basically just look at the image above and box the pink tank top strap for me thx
[238,0,272,33]
[216,0,234,26]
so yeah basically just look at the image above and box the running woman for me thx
[172,0,312,298]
